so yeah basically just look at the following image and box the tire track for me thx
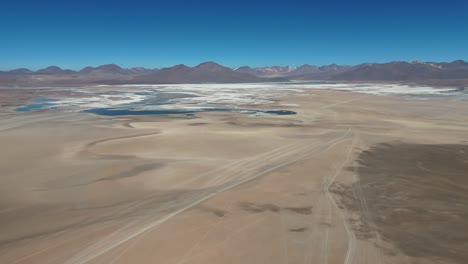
[57,141,310,263]
[302,131,353,264]
[322,134,357,264]
[64,130,351,264]
[350,133,383,264]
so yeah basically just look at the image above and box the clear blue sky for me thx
[1,0,467,70]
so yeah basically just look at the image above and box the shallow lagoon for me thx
[16,93,296,116]
[16,98,59,112]
[17,82,464,115]
[84,107,296,116]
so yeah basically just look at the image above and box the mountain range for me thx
[1,60,468,86]
[129,62,267,84]
[234,64,351,78]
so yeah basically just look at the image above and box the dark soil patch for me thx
[289,227,307,232]
[333,143,468,263]
[239,202,280,213]
[284,206,313,215]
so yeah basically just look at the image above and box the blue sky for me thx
[1,0,467,70]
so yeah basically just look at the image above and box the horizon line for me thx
[1,59,467,72]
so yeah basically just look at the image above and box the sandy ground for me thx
[1,89,468,264]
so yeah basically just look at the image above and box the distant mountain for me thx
[128,67,158,75]
[131,62,263,84]
[430,60,468,70]
[287,64,319,76]
[20,65,158,76]
[2,60,468,86]
[36,66,75,75]
[257,66,297,76]
[235,66,297,77]
[235,64,351,79]
[234,60,468,82]
[0,64,160,86]
[79,64,131,75]
[332,60,468,81]
[293,64,352,79]
[9,68,34,74]
[234,66,257,76]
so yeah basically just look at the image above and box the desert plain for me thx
[0,83,468,264]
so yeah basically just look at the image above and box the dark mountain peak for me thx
[194,61,227,71]
[44,66,62,71]
[234,66,257,75]
[450,60,468,66]
[79,66,94,73]
[36,66,67,74]
[129,67,157,74]
[235,66,254,70]
[319,64,349,71]
[79,64,128,75]
[164,64,190,71]
[297,64,318,69]
[196,61,219,66]
[9,68,33,74]
[96,64,124,71]
[390,61,413,65]
[128,67,158,75]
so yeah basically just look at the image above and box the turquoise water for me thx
[16,98,59,112]
[15,90,298,116]
[84,107,296,116]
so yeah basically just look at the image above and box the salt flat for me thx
[0,84,468,264]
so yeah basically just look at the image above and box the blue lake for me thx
[16,93,297,116]
[84,108,296,116]
[16,98,59,112]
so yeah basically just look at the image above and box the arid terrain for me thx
[1,84,468,264]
